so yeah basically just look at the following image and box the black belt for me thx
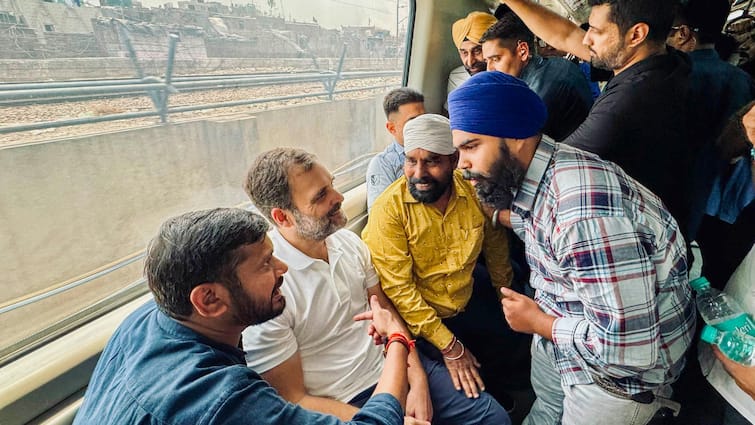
[591,375,655,404]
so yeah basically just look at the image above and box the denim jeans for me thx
[523,337,671,425]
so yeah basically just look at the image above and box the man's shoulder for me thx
[371,176,409,210]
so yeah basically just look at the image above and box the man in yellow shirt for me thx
[363,113,523,411]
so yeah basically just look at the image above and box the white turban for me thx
[403,114,456,156]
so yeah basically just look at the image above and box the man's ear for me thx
[518,41,530,61]
[270,207,294,228]
[626,22,650,48]
[189,283,229,318]
[386,120,397,138]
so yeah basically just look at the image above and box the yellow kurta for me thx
[362,170,512,350]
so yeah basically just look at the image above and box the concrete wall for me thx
[0,94,390,306]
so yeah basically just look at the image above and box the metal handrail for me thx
[0,82,398,135]
[0,71,400,104]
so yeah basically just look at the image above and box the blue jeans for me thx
[524,338,670,425]
[350,350,511,425]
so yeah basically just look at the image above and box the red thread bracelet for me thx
[383,333,415,356]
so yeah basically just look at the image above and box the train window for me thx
[0,0,410,367]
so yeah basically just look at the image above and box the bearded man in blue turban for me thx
[448,71,695,425]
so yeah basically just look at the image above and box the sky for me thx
[134,0,402,32]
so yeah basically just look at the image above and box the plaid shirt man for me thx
[510,136,696,395]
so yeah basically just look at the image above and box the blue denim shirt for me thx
[685,48,754,239]
[366,140,405,210]
[520,55,594,142]
[74,301,403,425]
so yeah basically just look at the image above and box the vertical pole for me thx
[159,33,179,124]
[328,43,348,101]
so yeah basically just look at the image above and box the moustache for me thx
[408,177,435,185]
[462,170,487,181]
[327,203,342,217]
[467,61,487,74]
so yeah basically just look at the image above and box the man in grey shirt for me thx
[366,88,425,210]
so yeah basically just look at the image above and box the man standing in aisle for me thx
[448,71,695,425]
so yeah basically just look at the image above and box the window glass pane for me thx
[0,0,409,363]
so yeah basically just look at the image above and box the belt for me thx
[591,375,655,404]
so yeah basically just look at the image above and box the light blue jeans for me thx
[523,337,673,425]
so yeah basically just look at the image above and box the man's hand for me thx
[480,204,513,229]
[713,346,755,399]
[501,287,555,339]
[406,379,433,421]
[354,295,404,338]
[404,417,431,425]
[442,341,485,398]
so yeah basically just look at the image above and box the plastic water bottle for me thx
[700,325,755,366]
[690,276,755,338]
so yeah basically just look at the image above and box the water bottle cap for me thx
[700,325,719,344]
[689,276,711,291]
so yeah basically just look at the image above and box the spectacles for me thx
[670,25,699,32]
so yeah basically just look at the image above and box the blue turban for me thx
[448,71,547,139]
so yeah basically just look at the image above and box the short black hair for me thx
[480,13,535,51]
[675,0,730,45]
[382,87,424,118]
[588,0,676,44]
[145,208,270,319]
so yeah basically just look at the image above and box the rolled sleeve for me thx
[551,217,660,379]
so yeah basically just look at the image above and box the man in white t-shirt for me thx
[242,148,509,424]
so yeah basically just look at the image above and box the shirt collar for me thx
[519,55,543,81]
[390,140,404,153]
[511,135,555,215]
[607,47,689,87]
[269,228,343,271]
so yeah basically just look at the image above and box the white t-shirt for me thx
[243,229,384,402]
[445,65,470,110]
[699,245,755,421]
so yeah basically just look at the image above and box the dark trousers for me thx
[417,263,532,407]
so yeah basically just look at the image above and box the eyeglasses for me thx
[670,25,700,32]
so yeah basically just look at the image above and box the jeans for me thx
[524,338,670,425]
[350,350,511,425]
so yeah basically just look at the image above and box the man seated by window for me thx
[367,88,425,210]
[74,208,417,425]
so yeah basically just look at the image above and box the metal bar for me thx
[0,253,146,315]
[159,33,180,123]
[0,71,400,102]
[0,70,393,92]
[0,83,397,135]
[329,43,349,100]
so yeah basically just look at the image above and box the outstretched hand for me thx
[354,295,403,339]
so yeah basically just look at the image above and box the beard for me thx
[408,174,452,204]
[466,60,487,75]
[229,275,285,327]
[462,143,526,210]
[292,203,347,241]
[590,38,627,71]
